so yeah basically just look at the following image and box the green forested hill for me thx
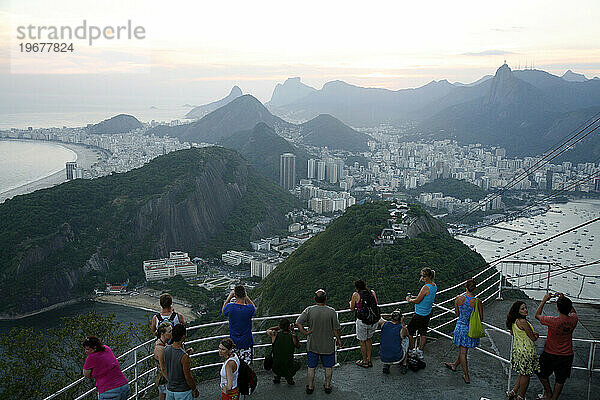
[253,202,487,315]
[219,122,311,184]
[0,147,300,316]
[411,178,487,201]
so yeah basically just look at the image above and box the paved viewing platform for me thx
[194,299,599,400]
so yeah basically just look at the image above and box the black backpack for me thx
[356,290,380,325]
[237,359,257,396]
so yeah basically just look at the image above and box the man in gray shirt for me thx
[296,289,342,395]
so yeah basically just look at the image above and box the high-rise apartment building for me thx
[546,170,553,190]
[66,161,77,180]
[280,153,296,190]
[307,159,316,179]
[317,161,326,181]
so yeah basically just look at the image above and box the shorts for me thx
[382,337,410,365]
[536,352,574,384]
[235,347,253,365]
[221,387,240,400]
[306,351,335,368]
[407,312,432,336]
[158,384,167,395]
[356,319,378,341]
[165,389,193,400]
[98,383,130,400]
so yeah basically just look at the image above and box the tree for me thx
[0,312,149,399]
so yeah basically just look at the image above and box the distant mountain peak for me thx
[229,85,242,96]
[185,86,244,119]
[495,63,512,77]
[562,69,588,82]
[88,114,142,134]
[268,77,316,107]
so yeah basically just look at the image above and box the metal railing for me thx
[43,263,600,400]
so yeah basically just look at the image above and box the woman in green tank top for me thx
[266,318,301,385]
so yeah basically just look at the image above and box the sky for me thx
[1,0,599,117]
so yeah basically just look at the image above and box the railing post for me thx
[587,342,596,400]
[507,338,513,395]
[497,266,503,300]
[333,337,340,367]
[134,349,139,400]
[546,264,552,295]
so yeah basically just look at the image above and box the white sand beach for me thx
[0,141,104,203]
[94,293,197,323]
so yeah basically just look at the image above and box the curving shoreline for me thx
[94,293,197,323]
[0,139,103,203]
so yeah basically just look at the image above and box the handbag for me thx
[468,298,486,339]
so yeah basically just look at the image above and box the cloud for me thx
[461,49,516,56]
[492,26,526,33]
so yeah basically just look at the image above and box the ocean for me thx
[0,105,191,130]
[0,301,153,335]
[0,140,76,194]
[457,199,600,302]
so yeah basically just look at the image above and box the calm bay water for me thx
[0,301,153,335]
[457,199,600,301]
[0,140,76,194]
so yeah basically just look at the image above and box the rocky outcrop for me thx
[407,214,450,238]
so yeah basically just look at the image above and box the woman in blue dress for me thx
[444,278,483,384]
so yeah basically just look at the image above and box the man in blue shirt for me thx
[222,285,257,364]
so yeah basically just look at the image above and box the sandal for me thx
[444,362,457,371]
[355,360,369,368]
[305,385,314,395]
[367,361,373,368]
[507,390,517,400]
[462,375,470,384]
[323,384,332,394]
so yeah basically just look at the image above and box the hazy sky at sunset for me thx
[1,0,599,111]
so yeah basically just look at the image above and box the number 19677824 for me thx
[19,43,74,52]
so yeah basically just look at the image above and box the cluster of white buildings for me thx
[417,192,503,213]
[296,180,356,214]
[1,126,191,179]
[143,251,198,281]
[343,135,600,195]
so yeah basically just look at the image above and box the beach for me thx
[94,292,198,323]
[0,140,105,203]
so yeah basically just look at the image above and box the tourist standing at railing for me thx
[444,278,483,384]
[151,293,186,334]
[296,289,342,395]
[266,318,301,385]
[163,324,199,400]
[350,279,380,368]
[506,301,540,400]
[222,285,257,364]
[218,338,240,400]
[378,310,410,374]
[154,322,173,400]
[535,293,578,400]
[405,267,437,360]
[82,336,130,400]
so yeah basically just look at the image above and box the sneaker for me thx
[382,365,390,374]
[416,350,424,360]
[400,364,408,374]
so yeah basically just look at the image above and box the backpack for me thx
[407,354,426,372]
[356,290,380,325]
[237,359,257,396]
[155,312,177,329]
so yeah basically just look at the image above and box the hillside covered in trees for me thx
[0,147,301,317]
[253,202,487,315]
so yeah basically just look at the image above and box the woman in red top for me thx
[82,336,130,400]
